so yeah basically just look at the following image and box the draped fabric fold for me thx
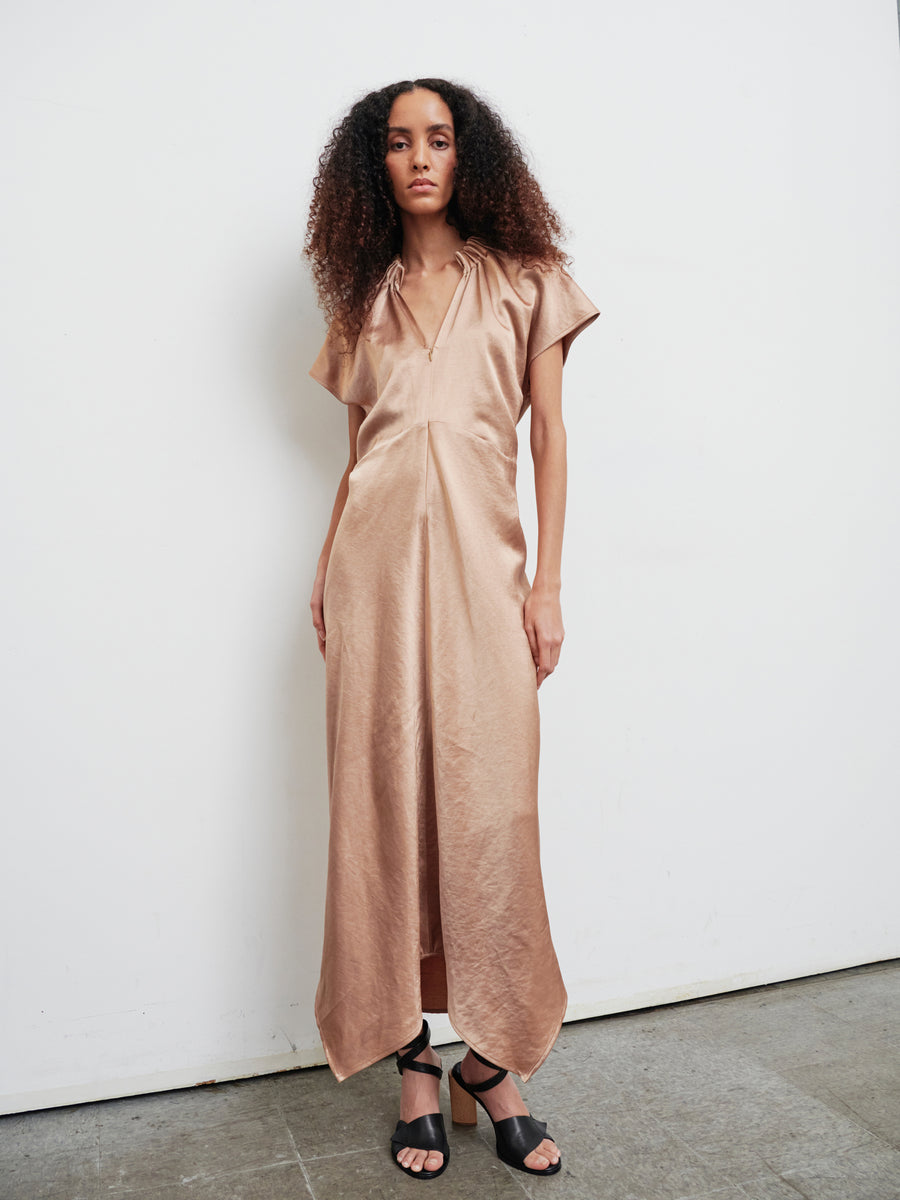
[309,240,599,1082]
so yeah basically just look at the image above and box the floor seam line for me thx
[274,1092,318,1199]
[299,1144,382,1162]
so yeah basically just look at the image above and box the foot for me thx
[460,1050,560,1172]
[396,1043,445,1174]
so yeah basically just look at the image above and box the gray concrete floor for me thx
[2,960,899,1200]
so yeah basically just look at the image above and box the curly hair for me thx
[304,78,568,347]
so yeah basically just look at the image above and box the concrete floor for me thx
[2,960,899,1200]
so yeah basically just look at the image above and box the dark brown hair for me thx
[304,78,568,347]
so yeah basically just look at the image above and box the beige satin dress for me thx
[310,239,598,1082]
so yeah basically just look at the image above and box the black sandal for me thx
[390,1020,450,1180]
[449,1048,561,1176]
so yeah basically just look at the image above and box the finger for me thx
[524,619,539,665]
[312,616,326,660]
[536,640,559,682]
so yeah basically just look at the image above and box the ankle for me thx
[462,1048,501,1081]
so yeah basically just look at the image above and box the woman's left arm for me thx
[524,340,566,688]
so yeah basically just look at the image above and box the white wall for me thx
[1,0,898,1114]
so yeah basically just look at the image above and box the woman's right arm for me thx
[310,403,367,660]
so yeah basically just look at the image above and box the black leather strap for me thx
[395,1020,442,1077]
[460,1049,508,1091]
[470,1048,501,1070]
[398,1057,442,1078]
[390,1112,450,1157]
[493,1114,553,1164]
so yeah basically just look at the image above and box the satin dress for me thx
[310,239,598,1082]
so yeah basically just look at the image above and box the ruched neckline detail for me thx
[385,237,489,292]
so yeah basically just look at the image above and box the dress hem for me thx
[317,1014,427,1084]
[444,988,568,1083]
[317,991,568,1083]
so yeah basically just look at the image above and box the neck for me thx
[399,213,467,274]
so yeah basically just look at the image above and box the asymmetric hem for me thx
[446,988,569,1084]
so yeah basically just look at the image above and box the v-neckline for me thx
[388,239,483,358]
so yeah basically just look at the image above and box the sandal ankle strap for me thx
[395,1019,442,1078]
[470,1048,502,1071]
[461,1049,508,1091]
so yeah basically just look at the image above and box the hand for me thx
[310,571,327,660]
[523,584,564,688]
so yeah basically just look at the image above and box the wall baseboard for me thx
[4,954,896,1117]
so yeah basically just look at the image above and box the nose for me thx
[411,139,430,171]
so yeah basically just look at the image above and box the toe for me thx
[525,1149,550,1170]
[542,1137,560,1163]
[398,1147,443,1174]
[524,1139,559,1171]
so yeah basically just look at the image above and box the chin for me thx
[400,197,446,214]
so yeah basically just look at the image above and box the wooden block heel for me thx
[449,1070,478,1125]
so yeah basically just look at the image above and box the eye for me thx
[431,138,450,150]
[388,139,409,152]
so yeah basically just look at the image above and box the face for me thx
[384,88,458,217]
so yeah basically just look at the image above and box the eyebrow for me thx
[387,123,453,134]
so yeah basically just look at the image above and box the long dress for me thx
[309,238,598,1083]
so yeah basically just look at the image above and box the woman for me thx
[305,78,597,1180]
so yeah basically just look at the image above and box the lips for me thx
[409,179,437,190]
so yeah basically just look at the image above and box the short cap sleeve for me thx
[526,265,599,368]
[519,264,598,415]
[309,329,359,406]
